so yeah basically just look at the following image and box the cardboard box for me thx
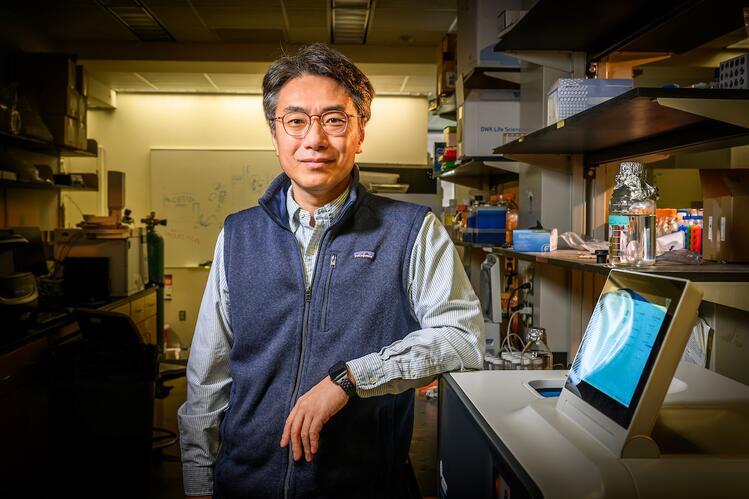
[457,89,522,157]
[37,86,82,117]
[443,126,457,147]
[441,33,457,57]
[436,33,458,97]
[76,120,87,150]
[9,53,77,91]
[457,0,522,72]
[78,92,87,123]
[41,114,78,148]
[513,229,558,252]
[438,60,457,96]
[76,64,88,96]
[700,169,749,262]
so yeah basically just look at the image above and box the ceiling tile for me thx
[205,73,264,92]
[285,7,328,27]
[189,0,284,29]
[213,28,286,43]
[1,1,137,41]
[142,3,217,42]
[137,72,216,91]
[88,71,154,91]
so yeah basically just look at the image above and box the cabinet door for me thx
[138,316,157,344]
[111,301,131,316]
[144,290,157,319]
[131,297,146,323]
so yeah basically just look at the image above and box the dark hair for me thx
[262,43,375,130]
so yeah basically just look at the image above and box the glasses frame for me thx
[271,110,362,138]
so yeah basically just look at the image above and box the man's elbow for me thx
[459,327,485,371]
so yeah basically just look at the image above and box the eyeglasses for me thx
[272,110,361,138]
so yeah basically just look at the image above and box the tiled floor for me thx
[150,379,439,498]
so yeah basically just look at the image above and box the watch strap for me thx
[329,361,357,398]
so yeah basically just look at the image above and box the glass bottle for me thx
[608,162,658,267]
[522,327,553,370]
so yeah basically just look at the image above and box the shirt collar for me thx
[287,181,350,231]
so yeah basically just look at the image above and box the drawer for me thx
[137,316,157,345]
[144,291,157,318]
[111,302,131,316]
[130,297,146,323]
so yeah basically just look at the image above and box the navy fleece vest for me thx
[215,171,429,499]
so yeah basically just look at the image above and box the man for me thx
[178,43,484,499]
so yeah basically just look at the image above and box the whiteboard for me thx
[150,149,281,267]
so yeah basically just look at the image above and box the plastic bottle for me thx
[498,193,518,245]
[608,162,658,267]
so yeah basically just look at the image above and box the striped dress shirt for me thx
[178,185,485,495]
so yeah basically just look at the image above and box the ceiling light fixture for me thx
[96,0,175,42]
[331,0,373,45]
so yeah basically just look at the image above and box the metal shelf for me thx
[463,67,520,91]
[493,87,749,165]
[0,179,58,191]
[437,157,519,188]
[494,0,748,62]
[0,179,98,192]
[460,243,749,282]
[0,131,98,158]
[431,95,457,121]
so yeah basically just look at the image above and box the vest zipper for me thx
[320,254,337,331]
[282,200,355,499]
[283,285,312,498]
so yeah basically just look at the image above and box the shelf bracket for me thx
[502,153,572,170]
[657,98,749,129]
[502,51,586,75]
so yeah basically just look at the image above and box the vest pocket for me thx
[320,253,337,331]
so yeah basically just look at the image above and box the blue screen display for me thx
[569,289,670,408]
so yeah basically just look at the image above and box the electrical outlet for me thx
[179,310,186,321]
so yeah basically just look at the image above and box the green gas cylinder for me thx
[141,212,167,348]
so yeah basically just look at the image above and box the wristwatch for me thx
[329,361,357,398]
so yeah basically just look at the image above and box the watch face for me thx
[329,361,347,378]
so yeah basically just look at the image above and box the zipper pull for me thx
[330,254,337,268]
[305,287,312,302]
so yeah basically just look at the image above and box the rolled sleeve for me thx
[348,212,484,397]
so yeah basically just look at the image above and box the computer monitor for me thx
[557,269,702,458]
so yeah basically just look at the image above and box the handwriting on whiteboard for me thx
[165,228,200,246]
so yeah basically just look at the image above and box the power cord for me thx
[502,306,533,352]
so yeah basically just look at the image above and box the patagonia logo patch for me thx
[353,251,375,260]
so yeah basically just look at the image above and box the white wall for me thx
[67,92,428,346]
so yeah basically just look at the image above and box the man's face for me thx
[271,74,365,201]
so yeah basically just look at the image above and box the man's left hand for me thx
[280,376,349,462]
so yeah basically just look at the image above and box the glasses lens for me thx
[321,111,348,135]
[283,112,310,136]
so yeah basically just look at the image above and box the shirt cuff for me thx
[182,464,214,497]
[347,353,392,397]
